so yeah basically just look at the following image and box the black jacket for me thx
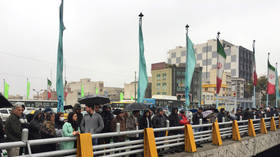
[139,116,152,129]
[193,112,203,125]
[5,113,22,142]
[152,114,167,128]
[0,117,4,143]
[101,111,114,133]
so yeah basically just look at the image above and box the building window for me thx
[157,92,160,95]
[225,63,231,69]
[231,55,236,62]
[156,83,161,90]
[162,92,167,95]
[202,60,207,66]
[162,83,167,90]
[207,95,209,100]
[168,58,171,64]
[181,51,186,56]
[202,95,205,100]
[162,73,167,80]
[212,51,217,58]
[157,74,161,81]
[176,57,181,63]
[231,69,236,76]
[197,53,202,60]
[171,52,176,58]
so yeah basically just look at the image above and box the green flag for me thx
[185,35,196,107]
[96,87,99,95]
[81,84,84,98]
[4,82,9,99]
[27,80,30,100]
[137,13,148,103]
[56,0,65,112]
[120,92,124,101]
[131,96,133,101]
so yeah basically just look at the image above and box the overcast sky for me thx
[0,0,280,97]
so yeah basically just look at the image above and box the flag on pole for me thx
[56,0,65,112]
[47,79,52,99]
[267,60,276,95]
[81,84,84,98]
[96,87,99,95]
[185,35,196,106]
[252,42,258,86]
[120,92,124,101]
[4,82,9,99]
[137,13,148,103]
[131,96,133,101]
[216,39,227,94]
[27,79,30,100]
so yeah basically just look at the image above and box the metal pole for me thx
[216,32,221,109]
[116,123,120,133]
[266,52,270,108]
[21,129,29,155]
[134,71,136,103]
[252,40,256,109]
[276,62,278,108]
[185,24,189,110]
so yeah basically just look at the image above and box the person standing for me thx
[40,112,56,152]
[168,107,180,135]
[80,104,104,145]
[73,103,83,127]
[61,112,80,150]
[111,109,126,142]
[126,110,140,140]
[152,108,167,137]
[29,111,43,153]
[192,108,203,125]
[100,105,114,144]
[5,104,23,156]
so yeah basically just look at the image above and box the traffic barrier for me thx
[248,119,256,137]
[144,128,158,157]
[260,118,268,134]
[184,124,196,152]
[270,117,277,131]
[212,121,222,146]
[77,133,93,157]
[232,120,241,141]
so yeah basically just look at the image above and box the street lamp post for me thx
[33,89,43,100]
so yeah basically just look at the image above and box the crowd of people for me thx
[0,102,280,157]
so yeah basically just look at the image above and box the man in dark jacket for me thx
[168,107,180,135]
[152,108,167,137]
[5,104,23,156]
[100,105,114,144]
[193,108,203,125]
[29,111,43,153]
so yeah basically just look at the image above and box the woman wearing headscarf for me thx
[29,110,43,153]
[61,112,80,150]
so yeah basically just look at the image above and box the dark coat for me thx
[192,112,203,125]
[111,116,126,142]
[5,113,22,142]
[152,114,167,128]
[168,111,181,135]
[139,115,152,129]
[101,111,114,133]
[0,117,4,143]
[40,121,56,152]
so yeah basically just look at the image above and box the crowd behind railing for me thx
[0,102,279,157]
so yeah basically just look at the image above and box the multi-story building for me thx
[65,78,105,106]
[167,39,254,82]
[151,62,202,105]
[201,69,232,105]
[123,77,152,100]
[103,87,123,101]
[231,77,245,98]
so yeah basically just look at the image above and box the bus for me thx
[8,99,58,109]
[150,95,185,109]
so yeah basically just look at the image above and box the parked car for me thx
[0,108,11,122]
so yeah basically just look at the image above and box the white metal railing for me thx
[0,115,278,157]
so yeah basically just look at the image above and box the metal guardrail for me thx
[0,115,279,157]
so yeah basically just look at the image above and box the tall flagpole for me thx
[266,52,270,108]
[216,32,220,109]
[185,24,189,110]
[276,62,278,108]
[253,40,256,109]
